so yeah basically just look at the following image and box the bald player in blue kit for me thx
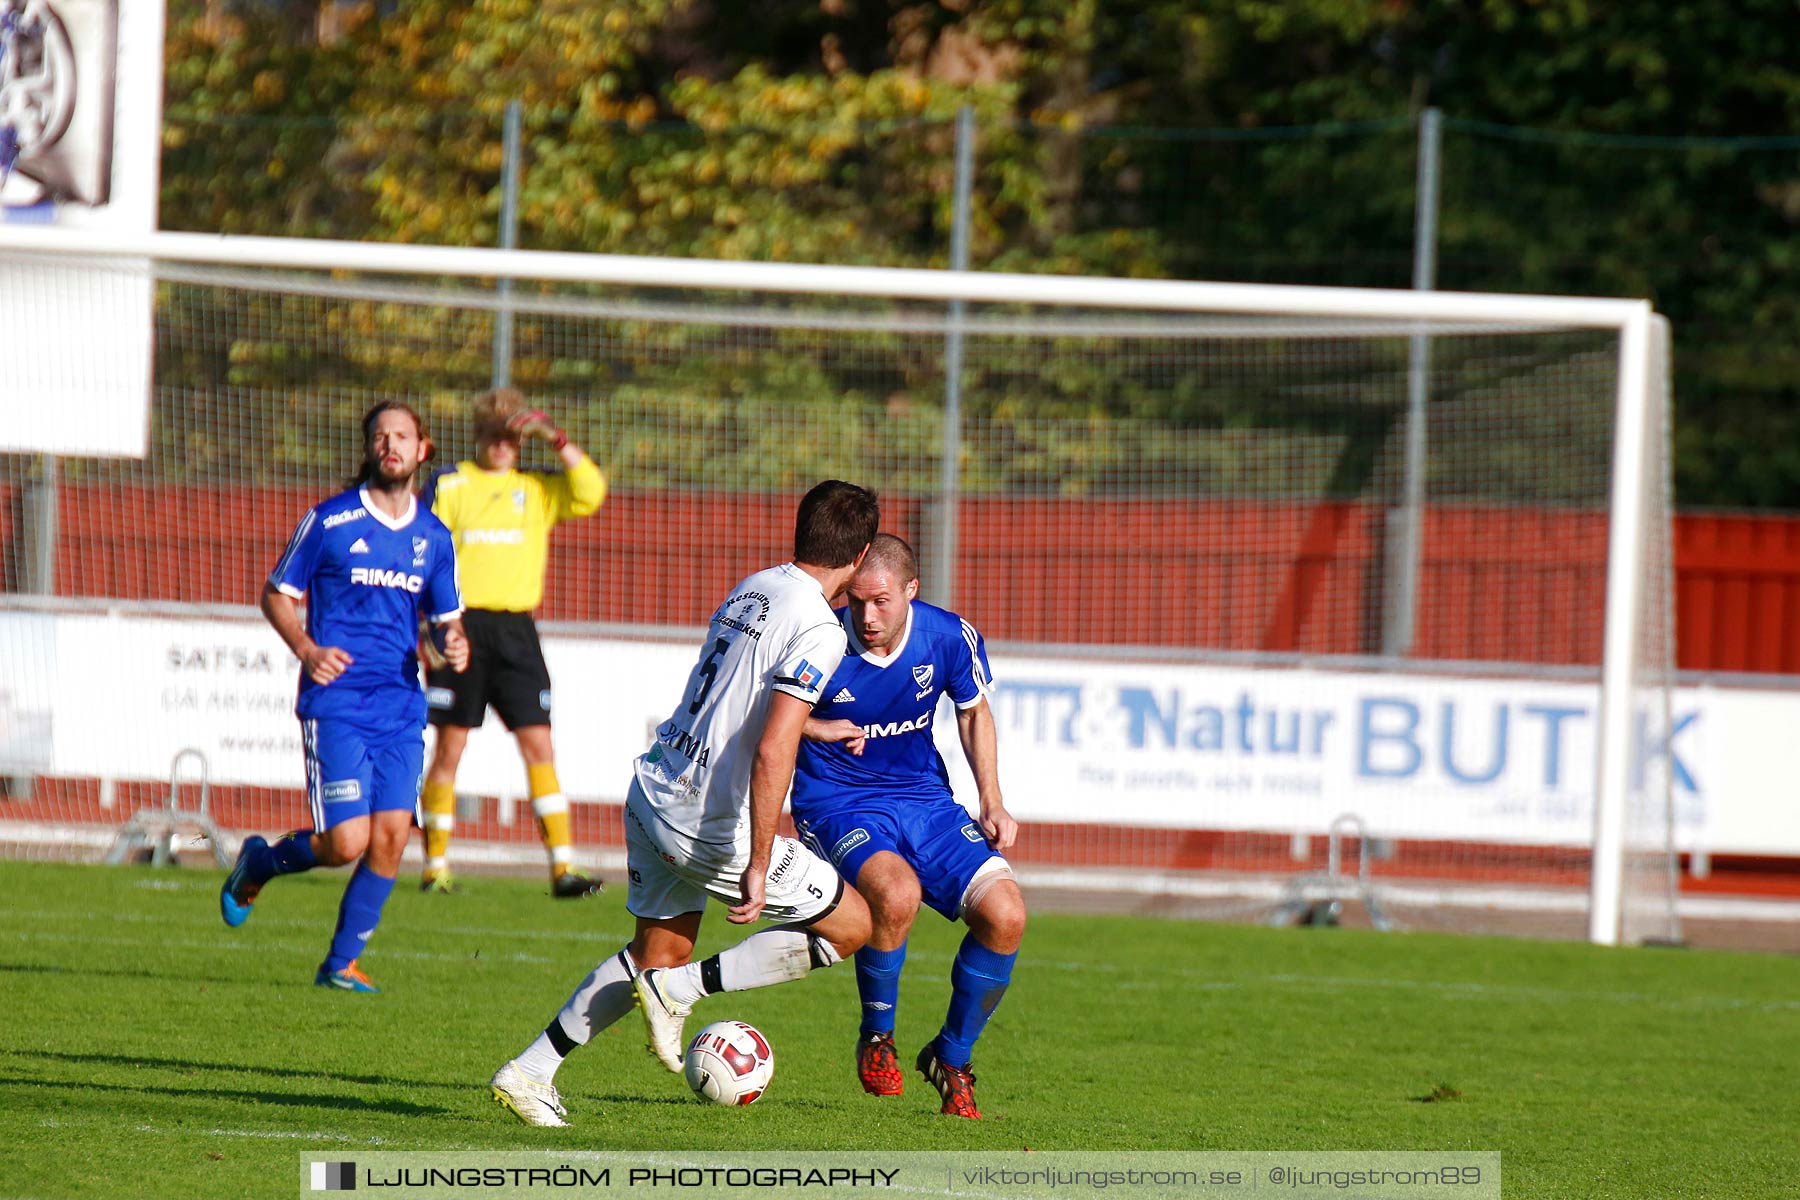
[791,533,1025,1119]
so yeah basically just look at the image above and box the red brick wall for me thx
[8,482,1800,672]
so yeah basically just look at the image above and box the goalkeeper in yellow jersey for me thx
[419,388,606,898]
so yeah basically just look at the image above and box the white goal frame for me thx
[0,225,1668,946]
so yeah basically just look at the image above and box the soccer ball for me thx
[682,1020,775,1106]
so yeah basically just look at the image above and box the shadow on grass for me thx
[0,960,239,986]
[576,1091,699,1109]
[0,1073,451,1116]
[4,1048,469,1094]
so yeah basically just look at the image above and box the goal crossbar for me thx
[0,225,1651,328]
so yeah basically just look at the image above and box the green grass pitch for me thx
[1,860,1794,1198]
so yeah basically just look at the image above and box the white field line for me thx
[5,927,556,966]
[9,917,1795,1015]
[12,904,641,944]
[1016,865,1800,923]
[36,1116,396,1145]
[11,819,1797,922]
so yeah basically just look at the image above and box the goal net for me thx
[0,231,1678,945]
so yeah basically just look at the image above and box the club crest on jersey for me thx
[912,664,934,690]
[412,536,428,566]
[513,489,527,511]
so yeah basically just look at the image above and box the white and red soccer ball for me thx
[682,1020,775,1106]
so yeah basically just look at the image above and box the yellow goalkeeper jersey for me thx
[427,457,606,612]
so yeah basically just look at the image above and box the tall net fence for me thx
[156,111,1797,520]
[0,246,1675,941]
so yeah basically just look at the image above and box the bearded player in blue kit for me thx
[792,534,1025,1119]
[220,401,469,994]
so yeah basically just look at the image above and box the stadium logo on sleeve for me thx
[323,508,366,529]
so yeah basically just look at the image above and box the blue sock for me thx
[241,830,317,888]
[936,933,1016,1068]
[270,830,318,875]
[324,863,396,972]
[854,942,907,1036]
[240,838,279,887]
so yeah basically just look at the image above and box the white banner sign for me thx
[4,608,1796,856]
[0,0,164,455]
[958,658,1708,848]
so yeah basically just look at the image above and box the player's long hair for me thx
[349,400,434,490]
[794,480,880,568]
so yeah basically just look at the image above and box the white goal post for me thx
[0,226,1676,946]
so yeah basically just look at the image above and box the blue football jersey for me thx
[791,600,994,812]
[269,486,462,725]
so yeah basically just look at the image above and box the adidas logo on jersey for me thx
[349,537,370,554]
[831,687,856,704]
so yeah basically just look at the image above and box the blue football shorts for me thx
[794,790,1005,920]
[301,716,426,831]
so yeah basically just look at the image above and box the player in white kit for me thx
[488,480,880,1126]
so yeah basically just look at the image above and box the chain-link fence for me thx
[155,108,1800,508]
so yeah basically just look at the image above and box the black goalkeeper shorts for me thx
[427,609,553,730]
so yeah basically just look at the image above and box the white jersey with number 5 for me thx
[633,563,848,851]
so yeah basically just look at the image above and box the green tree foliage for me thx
[161,1,371,236]
[155,0,1799,505]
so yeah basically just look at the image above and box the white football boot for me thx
[489,1061,570,1127]
[634,968,693,1073]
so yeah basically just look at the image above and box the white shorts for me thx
[623,779,845,925]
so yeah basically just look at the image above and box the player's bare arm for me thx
[957,698,1016,852]
[731,691,814,925]
[803,716,867,757]
[432,616,471,673]
[417,621,449,671]
[260,583,353,685]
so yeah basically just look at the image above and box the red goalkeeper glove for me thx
[508,408,567,450]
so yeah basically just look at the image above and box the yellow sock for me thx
[528,761,573,877]
[421,780,457,877]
